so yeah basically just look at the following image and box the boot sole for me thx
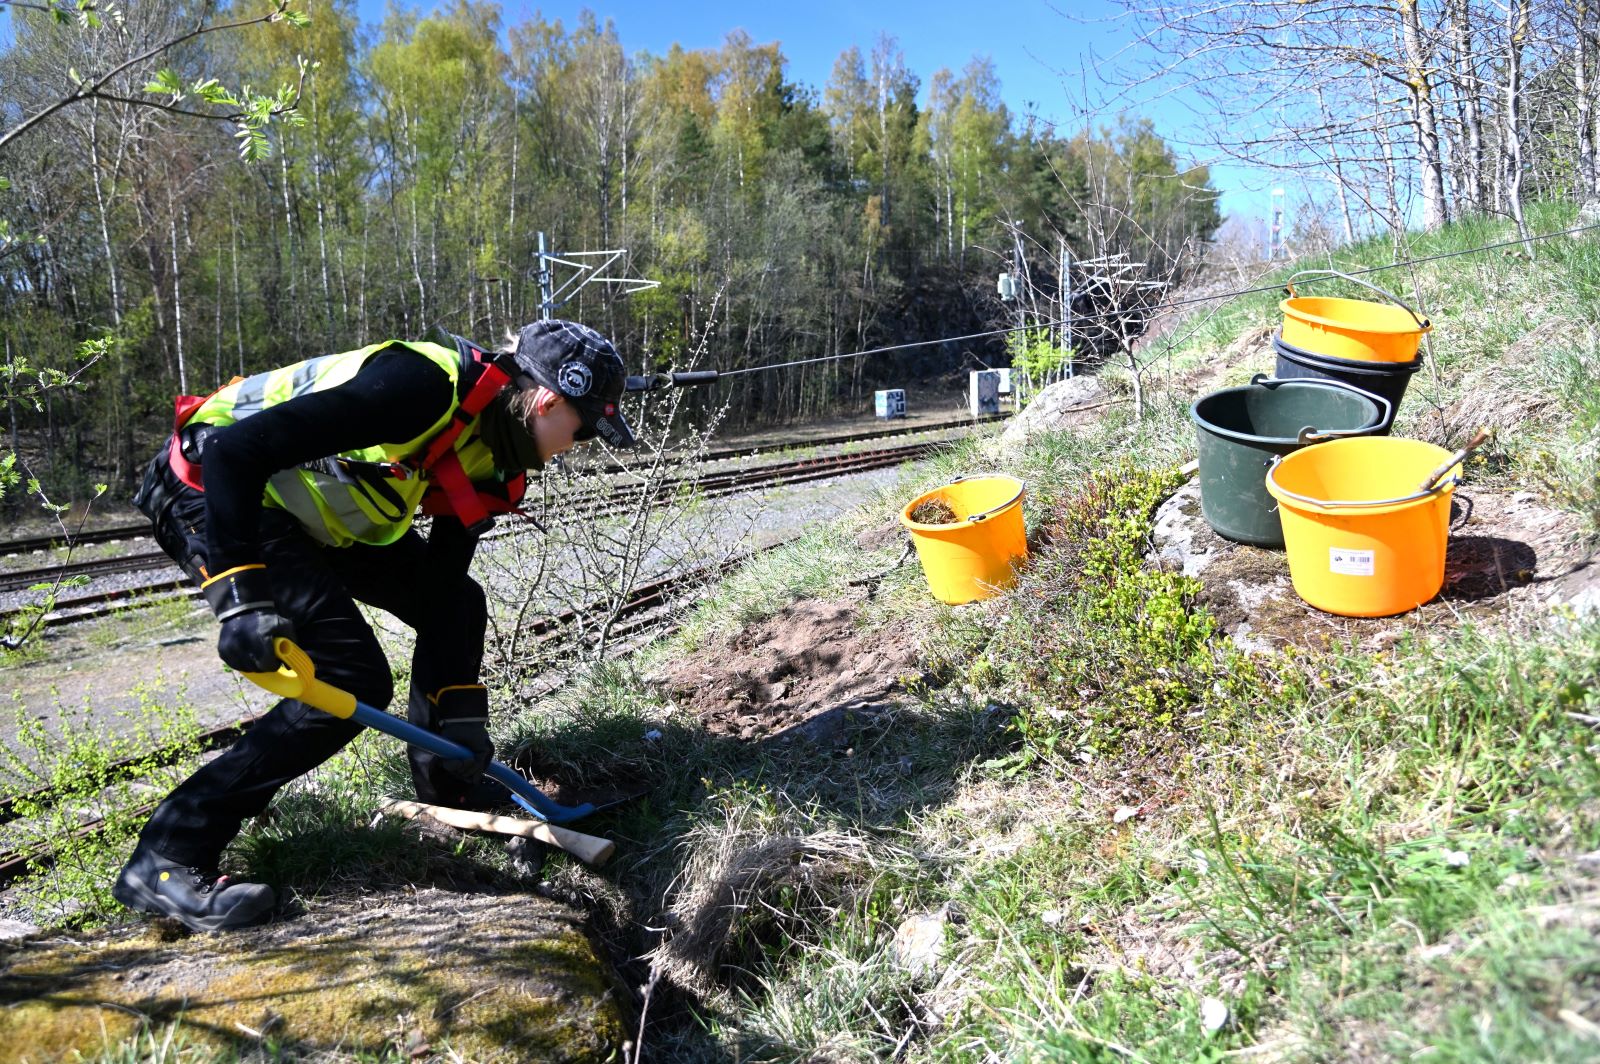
[112,867,275,933]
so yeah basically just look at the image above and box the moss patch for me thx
[0,887,626,1061]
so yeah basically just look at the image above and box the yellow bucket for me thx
[1264,437,1461,617]
[900,475,1028,604]
[1279,269,1431,364]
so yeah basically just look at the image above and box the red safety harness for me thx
[409,334,529,532]
[165,336,529,535]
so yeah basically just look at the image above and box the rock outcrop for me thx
[998,376,1115,446]
[0,887,626,1061]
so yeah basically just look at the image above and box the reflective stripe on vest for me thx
[185,341,501,547]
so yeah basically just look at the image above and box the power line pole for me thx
[1012,225,1027,338]
[532,231,657,325]
[536,231,553,321]
[1058,237,1074,380]
[1268,188,1286,261]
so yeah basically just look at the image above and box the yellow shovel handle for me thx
[240,637,358,719]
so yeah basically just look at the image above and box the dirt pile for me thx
[909,497,959,524]
[1152,481,1597,652]
[655,598,920,744]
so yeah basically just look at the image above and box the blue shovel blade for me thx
[349,702,596,824]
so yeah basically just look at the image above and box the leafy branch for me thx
[1,336,106,417]
[0,468,106,652]
[0,0,311,159]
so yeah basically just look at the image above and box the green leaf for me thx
[143,68,183,97]
[283,10,310,27]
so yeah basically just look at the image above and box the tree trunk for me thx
[1315,86,1357,243]
[312,140,334,349]
[1371,76,1404,234]
[1502,0,1531,248]
[167,183,187,394]
[1452,0,1487,212]
[1575,0,1598,198]
[280,150,301,351]
[1398,0,1449,228]
[231,202,245,375]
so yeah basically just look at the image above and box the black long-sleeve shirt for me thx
[200,344,470,574]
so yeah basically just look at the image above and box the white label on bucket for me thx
[1329,547,1375,576]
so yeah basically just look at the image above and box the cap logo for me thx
[557,360,593,397]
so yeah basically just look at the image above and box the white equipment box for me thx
[969,370,1001,417]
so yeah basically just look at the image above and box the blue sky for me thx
[354,0,1272,220]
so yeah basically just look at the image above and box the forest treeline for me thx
[0,0,1220,505]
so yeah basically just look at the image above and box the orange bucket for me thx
[1264,437,1460,617]
[900,475,1028,604]
[1279,269,1431,364]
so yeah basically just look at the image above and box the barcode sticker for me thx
[1329,547,1375,576]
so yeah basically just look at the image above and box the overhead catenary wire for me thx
[712,219,1600,380]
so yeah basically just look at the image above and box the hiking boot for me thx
[418,776,515,814]
[112,847,275,932]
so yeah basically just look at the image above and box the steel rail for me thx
[0,550,174,594]
[0,523,153,558]
[2,439,941,630]
[0,413,1002,559]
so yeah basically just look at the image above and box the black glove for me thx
[433,685,495,784]
[202,565,297,673]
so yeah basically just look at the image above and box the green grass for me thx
[7,205,1600,1062]
[0,682,207,928]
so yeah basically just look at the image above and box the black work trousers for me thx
[137,478,488,868]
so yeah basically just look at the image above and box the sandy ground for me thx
[653,597,921,745]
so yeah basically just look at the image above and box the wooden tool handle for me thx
[378,797,616,867]
[1419,427,1492,493]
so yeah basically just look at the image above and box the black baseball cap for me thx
[511,320,635,448]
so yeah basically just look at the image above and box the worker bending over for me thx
[115,320,634,932]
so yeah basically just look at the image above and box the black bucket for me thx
[1272,331,1421,433]
[1189,374,1389,547]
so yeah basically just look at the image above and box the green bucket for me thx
[1188,374,1390,547]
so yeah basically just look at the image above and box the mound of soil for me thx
[655,598,920,744]
[909,498,959,525]
[1153,481,1598,653]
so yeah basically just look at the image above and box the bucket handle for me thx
[946,475,1027,523]
[1266,454,1458,509]
[1283,269,1431,332]
[1247,373,1393,442]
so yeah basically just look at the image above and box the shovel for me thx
[242,638,602,826]
[1419,427,1492,493]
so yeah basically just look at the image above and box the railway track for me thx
[3,439,941,628]
[0,412,1003,559]
[0,522,154,559]
[0,550,173,595]
[0,546,775,888]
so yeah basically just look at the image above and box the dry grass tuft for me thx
[649,823,876,994]
[1417,315,1589,447]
